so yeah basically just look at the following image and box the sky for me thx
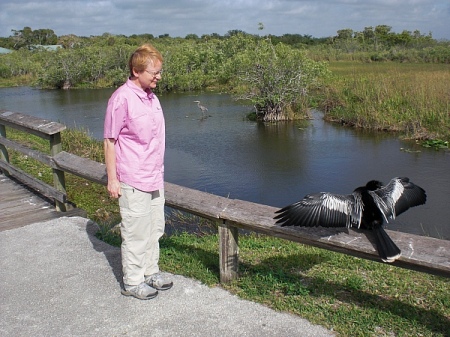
[0,0,449,40]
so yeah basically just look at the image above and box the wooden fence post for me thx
[50,132,70,212]
[0,124,10,176]
[218,220,239,283]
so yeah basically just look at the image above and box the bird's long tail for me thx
[374,227,401,263]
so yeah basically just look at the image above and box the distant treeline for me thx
[1,25,449,92]
[0,25,448,50]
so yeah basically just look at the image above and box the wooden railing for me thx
[1,110,449,281]
[0,110,70,211]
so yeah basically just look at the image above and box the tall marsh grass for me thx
[322,62,450,141]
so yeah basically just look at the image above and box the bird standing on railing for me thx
[274,177,427,263]
[193,100,208,117]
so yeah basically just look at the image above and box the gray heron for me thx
[193,100,208,116]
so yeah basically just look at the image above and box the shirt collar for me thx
[126,78,155,100]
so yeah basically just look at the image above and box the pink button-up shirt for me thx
[104,79,165,192]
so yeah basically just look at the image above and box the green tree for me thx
[58,34,84,49]
[336,28,354,40]
[233,37,329,121]
[10,27,57,49]
[333,28,360,53]
[32,29,57,45]
[374,24,392,49]
[226,29,248,37]
[184,34,199,40]
[11,27,33,49]
[363,26,375,42]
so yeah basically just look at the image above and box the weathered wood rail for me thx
[1,110,449,281]
[0,110,70,211]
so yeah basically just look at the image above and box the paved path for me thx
[0,216,335,336]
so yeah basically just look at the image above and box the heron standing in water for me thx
[193,100,208,117]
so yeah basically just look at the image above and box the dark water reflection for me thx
[1,87,449,239]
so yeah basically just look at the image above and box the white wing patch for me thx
[386,179,405,218]
[321,193,361,228]
[369,191,390,222]
[375,178,406,221]
[351,193,364,228]
[321,194,348,213]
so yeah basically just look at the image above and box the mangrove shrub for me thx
[232,37,329,121]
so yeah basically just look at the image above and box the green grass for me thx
[320,62,450,142]
[0,75,33,88]
[156,229,449,337]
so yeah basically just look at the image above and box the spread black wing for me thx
[274,192,362,228]
[371,177,427,221]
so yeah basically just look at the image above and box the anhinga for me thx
[274,177,427,262]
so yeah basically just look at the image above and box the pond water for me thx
[1,87,449,240]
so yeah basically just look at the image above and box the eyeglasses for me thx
[145,69,163,77]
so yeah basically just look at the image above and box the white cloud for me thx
[0,0,448,39]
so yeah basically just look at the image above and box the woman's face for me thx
[134,59,163,90]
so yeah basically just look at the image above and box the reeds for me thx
[322,62,450,140]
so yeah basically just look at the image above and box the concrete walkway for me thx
[0,216,335,336]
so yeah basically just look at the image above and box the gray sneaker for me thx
[145,273,173,291]
[121,282,158,300]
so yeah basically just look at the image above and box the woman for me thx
[104,44,172,300]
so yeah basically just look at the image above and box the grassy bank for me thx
[160,226,449,337]
[4,127,449,336]
[321,62,450,142]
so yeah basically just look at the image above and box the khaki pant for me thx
[119,183,165,286]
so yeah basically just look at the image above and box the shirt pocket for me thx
[128,110,150,141]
